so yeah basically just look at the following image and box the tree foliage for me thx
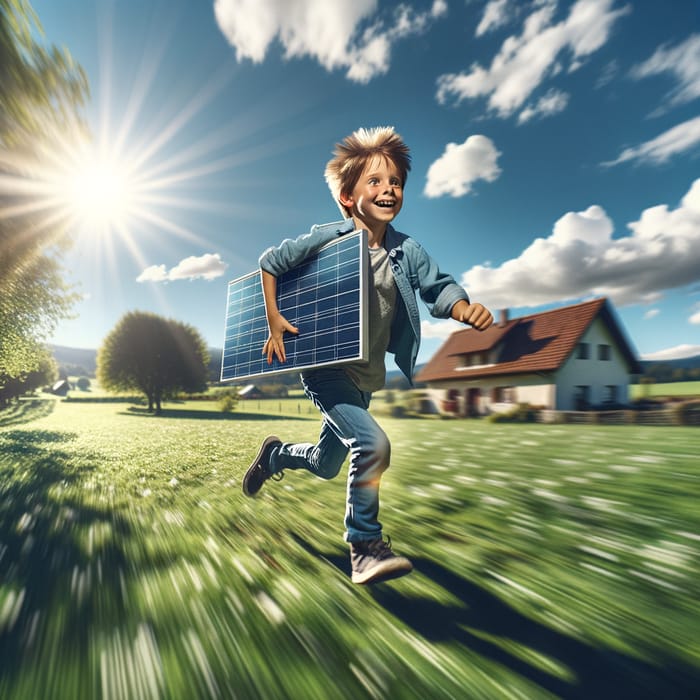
[0,343,57,406]
[1,0,88,148]
[97,312,210,414]
[0,0,88,400]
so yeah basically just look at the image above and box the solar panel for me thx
[221,229,368,382]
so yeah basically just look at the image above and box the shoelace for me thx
[271,470,284,482]
[368,536,393,559]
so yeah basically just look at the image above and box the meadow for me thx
[630,381,700,400]
[1,396,699,699]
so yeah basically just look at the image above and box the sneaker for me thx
[242,435,284,496]
[350,536,413,584]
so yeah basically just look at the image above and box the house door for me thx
[466,388,481,417]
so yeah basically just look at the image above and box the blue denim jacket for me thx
[259,218,469,383]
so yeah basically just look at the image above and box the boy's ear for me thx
[339,191,354,208]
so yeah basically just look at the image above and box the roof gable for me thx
[415,297,641,383]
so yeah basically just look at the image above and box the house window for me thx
[598,344,611,361]
[604,385,618,404]
[574,385,590,410]
[468,352,488,366]
[493,386,515,403]
[577,343,590,359]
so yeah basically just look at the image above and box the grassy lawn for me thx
[1,397,699,699]
[630,381,700,400]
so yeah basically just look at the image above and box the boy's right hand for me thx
[262,312,299,364]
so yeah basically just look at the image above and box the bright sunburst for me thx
[0,4,299,277]
[63,152,135,231]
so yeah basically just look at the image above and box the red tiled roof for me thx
[415,297,641,383]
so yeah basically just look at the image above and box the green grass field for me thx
[630,381,700,399]
[1,397,699,699]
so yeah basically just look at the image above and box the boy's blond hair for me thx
[324,126,411,217]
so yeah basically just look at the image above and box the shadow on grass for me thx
[119,406,313,421]
[290,535,699,699]
[0,398,56,427]
[0,429,133,692]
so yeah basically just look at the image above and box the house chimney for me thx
[498,309,509,327]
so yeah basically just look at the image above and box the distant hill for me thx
[50,345,225,381]
[49,345,98,374]
[639,355,700,371]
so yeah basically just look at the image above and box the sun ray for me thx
[127,205,211,248]
[127,63,236,175]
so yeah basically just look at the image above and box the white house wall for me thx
[424,374,555,415]
[555,317,632,410]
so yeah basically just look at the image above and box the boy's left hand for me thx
[452,301,493,330]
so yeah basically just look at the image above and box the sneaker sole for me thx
[242,435,280,497]
[351,557,413,585]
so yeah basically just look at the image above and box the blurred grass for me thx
[630,381,700,399]
[0,397,699,699]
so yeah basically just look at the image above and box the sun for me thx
[63,152,136,231]
[45,133,146,238]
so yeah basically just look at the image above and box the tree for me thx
[97,312,210,414]
[0,0,88,399]
[0,343,57,406]
[1,0,88,148]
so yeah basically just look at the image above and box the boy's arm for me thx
[450,299,493,331]
[408,240,493,330]
[261,270,298,364]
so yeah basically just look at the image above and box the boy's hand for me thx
[451,301,493,331]
[262,312,299,364]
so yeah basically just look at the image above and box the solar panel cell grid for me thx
[221,229,368,382]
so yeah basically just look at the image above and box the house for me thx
[238,384,264,399]
[415,298,642,415]
[51,379,71,397]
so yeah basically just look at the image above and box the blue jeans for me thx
[269,368,390,543]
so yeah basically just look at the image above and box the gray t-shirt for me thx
[344,246,397,392]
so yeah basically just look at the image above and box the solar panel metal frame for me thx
[220,229,368,382]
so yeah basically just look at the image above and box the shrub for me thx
[390,405,405,418]
[76,376,91,391]
[487,403,538,423]
[218,389,239,413]
[672,400,700,426]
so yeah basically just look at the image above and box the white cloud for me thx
[518,88,569,123]
[631,33,700,110]
[437,0,628,117]
[461,178,700,309]
[137,253,227,283]
[643,308,659,320]
[136,265,168,283]
[642,344,700,361]
[169,253,228,280]
[421,318,461,340]
[475,0,511,37]
[690,304,700,325]
[603,116,700,167]
[424,135,502,198]
[213,0,446,84]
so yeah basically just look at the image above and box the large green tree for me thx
[0,0,88,397]
[97,312,210,414]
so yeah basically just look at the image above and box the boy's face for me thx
[340,156,403,233]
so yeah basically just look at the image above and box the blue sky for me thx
[31,0,700,366]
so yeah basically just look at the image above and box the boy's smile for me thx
[340,157,404,242]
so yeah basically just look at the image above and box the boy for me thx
[243,127,493,584]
